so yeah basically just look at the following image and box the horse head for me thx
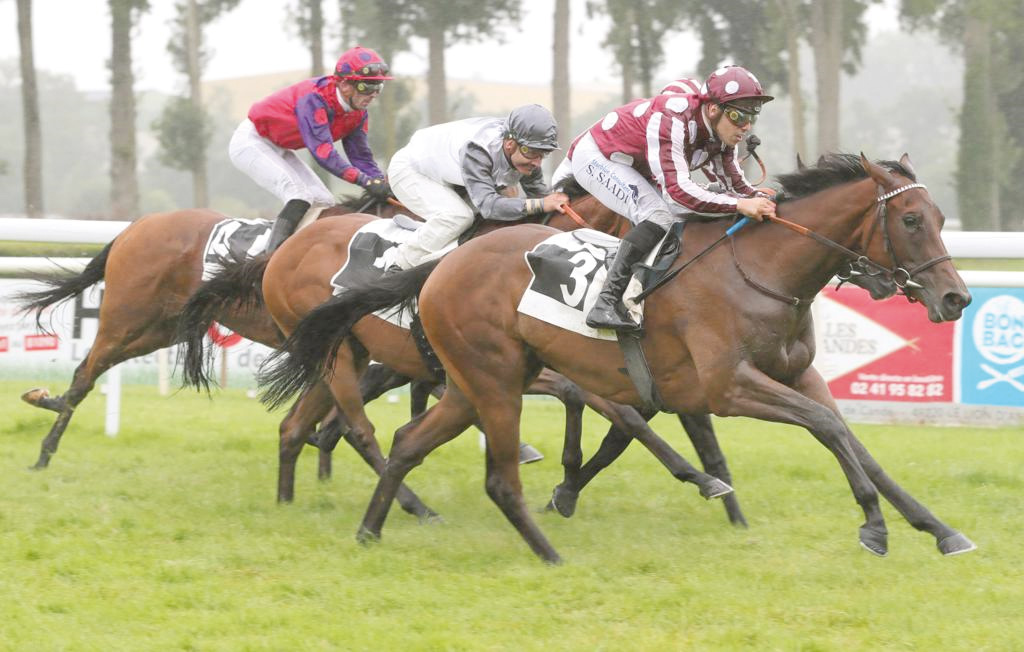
[859,153,971,322]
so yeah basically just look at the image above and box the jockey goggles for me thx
[721,104,759,128]
[353,80,384,95]
[516,143,550,160]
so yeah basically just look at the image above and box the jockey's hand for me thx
[365,177,392,202]
[542,192,570,213]
[737,196,776,222]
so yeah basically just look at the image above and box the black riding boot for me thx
[586,220,667,331]
[265,199,311,253]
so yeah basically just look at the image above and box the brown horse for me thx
[267,153,976,563]
[14,197,445,507]
[179,195,746,522]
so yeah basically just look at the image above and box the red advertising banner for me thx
[813,287,955,402]
[24,334,60,351]
[0,336,8,353]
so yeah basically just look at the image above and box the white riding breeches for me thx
[388,147,475,269]
[564,132,678,230]
[228,119,337,207]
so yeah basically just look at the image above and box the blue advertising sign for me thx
[958,287,1024,407]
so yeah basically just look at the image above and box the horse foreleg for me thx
[676,413,748,528]
[358,387,476,544]
[278,382,333,502]
[523,370,586,516]
[794,376,975,555]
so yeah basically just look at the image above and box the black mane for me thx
[776,153,916,201]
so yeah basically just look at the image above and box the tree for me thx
[16,0,43,217]
[402,0,521,124]
[154,0,240,207]
[900,0,1023,230]
[109,0,150,219]
[291,0,325,76]
[552,0,570,166]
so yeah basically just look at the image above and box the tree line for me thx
[9,0,1024,230]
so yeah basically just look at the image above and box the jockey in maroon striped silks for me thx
[552,65,779,331]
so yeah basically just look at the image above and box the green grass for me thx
[1,380,1022,651]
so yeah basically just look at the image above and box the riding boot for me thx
[585,220,667,332]
[265,199,311,253]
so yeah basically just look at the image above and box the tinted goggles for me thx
[353,80,384,95]
[722,104,758,127]
[357,62,390,78]
[517,143,549,160]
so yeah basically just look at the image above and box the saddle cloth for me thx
[516,229,647,341]
[200,206,328,281]
[201,218,272,281]
[329,216,449,329]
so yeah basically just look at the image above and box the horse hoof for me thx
[21,388,50,406]
[418,511,445,525]
[355,526,381,546]
[937,532,977,556]
[700,478,734,500]
[546,486,578,518]
[518,443,544,464]
[858,526,888,557]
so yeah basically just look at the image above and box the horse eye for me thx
[902,213,922,232]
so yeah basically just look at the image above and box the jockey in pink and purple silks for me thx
[229,46,394,252]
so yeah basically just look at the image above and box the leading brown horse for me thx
[267,153,976,563]
[180,192,746,522]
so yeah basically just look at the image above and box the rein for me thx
[640,182,941,306]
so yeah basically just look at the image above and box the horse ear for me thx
[860,152,898,187]
[899,153,917,178]
[796,153,807,170]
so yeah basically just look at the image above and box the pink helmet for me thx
[334,46,393,81]
[701,65,773,105]
[660,78,701,96]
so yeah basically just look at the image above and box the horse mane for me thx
[775,153,916,201]
[554,175,588,200]
[333,191,376,212]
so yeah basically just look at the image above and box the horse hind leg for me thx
[358,386,477,545]
[24,324,172,469]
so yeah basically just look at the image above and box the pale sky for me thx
[3,0,894,94]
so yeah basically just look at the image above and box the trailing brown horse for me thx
[14,197,439,499]
[179,194,748,524]
[267,153,976,563]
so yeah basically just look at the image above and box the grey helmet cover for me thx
[505,104,560,151]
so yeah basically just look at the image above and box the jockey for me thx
[560,65,778,331]
[386,104,570,270]
[659,77,702,95]
[229,46,393,252]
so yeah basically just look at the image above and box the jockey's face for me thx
[707,102,754,147]
[504,139,547,175]
[339,81,381,110]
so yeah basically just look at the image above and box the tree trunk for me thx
[426,21,447,125]
[186,0,208,207]
[17,0,43,217]
[809,1,841,155]
[551,0,570,168]
[778,0,806,161]
[109,0,139,219]
[634,6,653,98]
[309,0,324,76]
[958,13,1000,230]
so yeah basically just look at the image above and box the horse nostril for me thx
[943,292,970,313]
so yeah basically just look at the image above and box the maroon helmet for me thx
[701,66,773,106]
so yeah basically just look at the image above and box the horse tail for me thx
[177,255,270,392]
[14,241,114,333]
[259,259,440,410]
